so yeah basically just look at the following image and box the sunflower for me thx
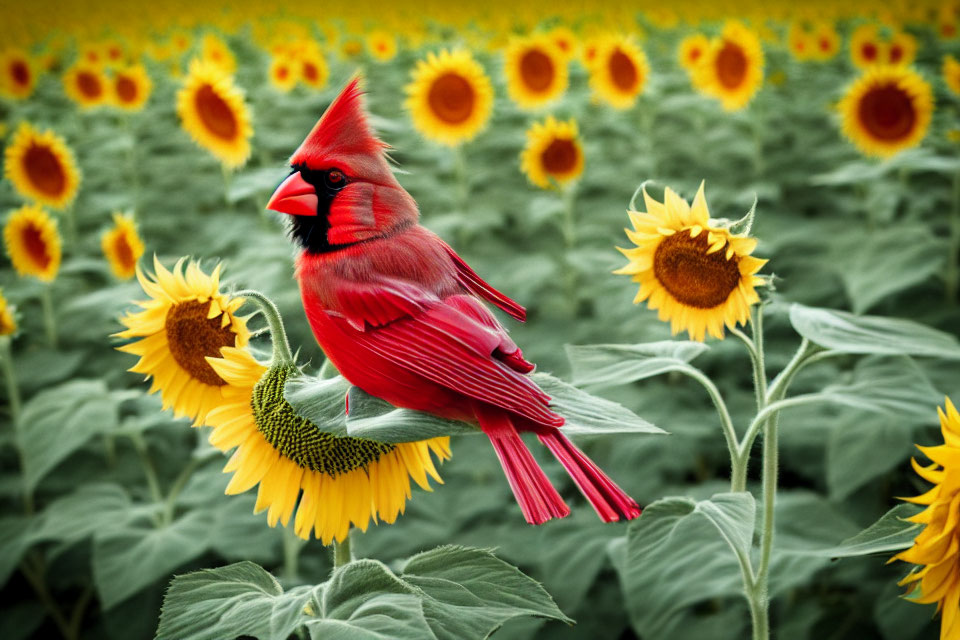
[589,34,649,109]
[678,33,710,70]
[838,66,933,158]
[787,23,814,61]
[339,38,364,60]
[0,49,36,99]
[945,55,960,95]
[892,398,960,640]
[504,34,568,109]
[78,44,104,68]
[176,58,253,169]
[101,212,144,280]
[366,30,398,62]
[0,289,16,337]
[200,33,236,75]
[299,52,328,90]
[4,122,81,210]
[111,64,152,111]
[62,63,109,108]
[3,204,61,282]
[102,39,126,67]
[204,347,451,544]
[614,183,767,342]
[695,22,764,111]
[548,26,577,60]
[887,31,918,66]
[520,116,584,190]
[405,49,494,146]
[850,24,886,69]
[115,257,250,423]
[267,56,298,92]
[810,23,841,61]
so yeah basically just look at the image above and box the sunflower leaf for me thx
[565,341,709,390]
[789,304,960,359]
[283,374,351,437]
[779,503,922,557]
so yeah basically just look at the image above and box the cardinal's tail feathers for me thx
[538,430,642,523]
[475,404,570,525]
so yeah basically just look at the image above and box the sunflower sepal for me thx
[717,193,757,236]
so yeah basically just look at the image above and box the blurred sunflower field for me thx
[3,0,960,639]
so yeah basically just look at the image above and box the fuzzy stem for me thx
[40,285,58,348]
[333,529,353,568]
[282,524,304,581]
[235,290,293,367]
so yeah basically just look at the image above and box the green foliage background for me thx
[2,13,960,640]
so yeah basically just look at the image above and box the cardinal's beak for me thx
[266,171,318,216]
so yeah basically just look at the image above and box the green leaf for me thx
[813,356,943,421]
[18,379,120,492]
[615,494,754,638]
[787,504,922,558]
[827,415,913,499]
[345,387,479,442]
[565,341,709,390]
[32,483,132,545]
[0,517,33,587]
[789,304,960,359]
[157,561,317,640]
[401,545,572,640]
[94,510,214,609]
[310,560,433,640]
[282,374,351,437]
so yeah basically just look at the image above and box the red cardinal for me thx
[266,78,640,524]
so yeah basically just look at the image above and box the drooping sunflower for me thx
[299,52,328,90]
[63,63,109,108]
[838,66,933,158]
[405,49,494,146]
[4,122,81,210]
[678,33,710,70]
[176,58,253,169]
[614,183,767,342]
[3,204,62,282]
[110,64,152,111]
[503,34,568,109]
[267,56,298,92]
[945,55,960,95]
[0,49,36,99]
[520,116,584,190]
[203,347,451,544]
[200,33,236,75]
[850,24,886,69]
[115,258,250,423]
[892,398,960,640]
[695,22,764,111]
[0,289,16,337]
[887,31,918,66]
[589,34,649,109]
[366,30,398,62]
[101,212,144,280]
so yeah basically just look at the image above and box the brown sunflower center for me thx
[609,48,638,91]
[540,138,579,175]
[164,299,236,386]
[276,66,289,80]
[427,72,475,124]
[716,42,748,89]
[889,44,904,63]
[194,84,239,140]
[112,233,135,272]
[653,229,740,309]
[252,366,394,476]
[23,144,67,196]
[115,75,138,103]
[689,47,702,62]
[11,61,29,87]
[21,223,51,270]
[303,62,318,82]
[862,42,878,61]
[819,38,831,52]
[857,84,916,141]
[77,71,103,99]
[519,48,555,92]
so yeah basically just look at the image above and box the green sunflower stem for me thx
[235,290,294,368]
[946,168,960,304]
[63,203,78,248]
[561,185,578,312]
[453,145,470,249]
[222,164,234,210]
[333,529,353,569]
[40,284,58,348]
[0,338,22,426]
[282,524,304,581]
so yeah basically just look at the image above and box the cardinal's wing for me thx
[309,275,560,427]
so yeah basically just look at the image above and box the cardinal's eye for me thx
[325,170,347,190]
